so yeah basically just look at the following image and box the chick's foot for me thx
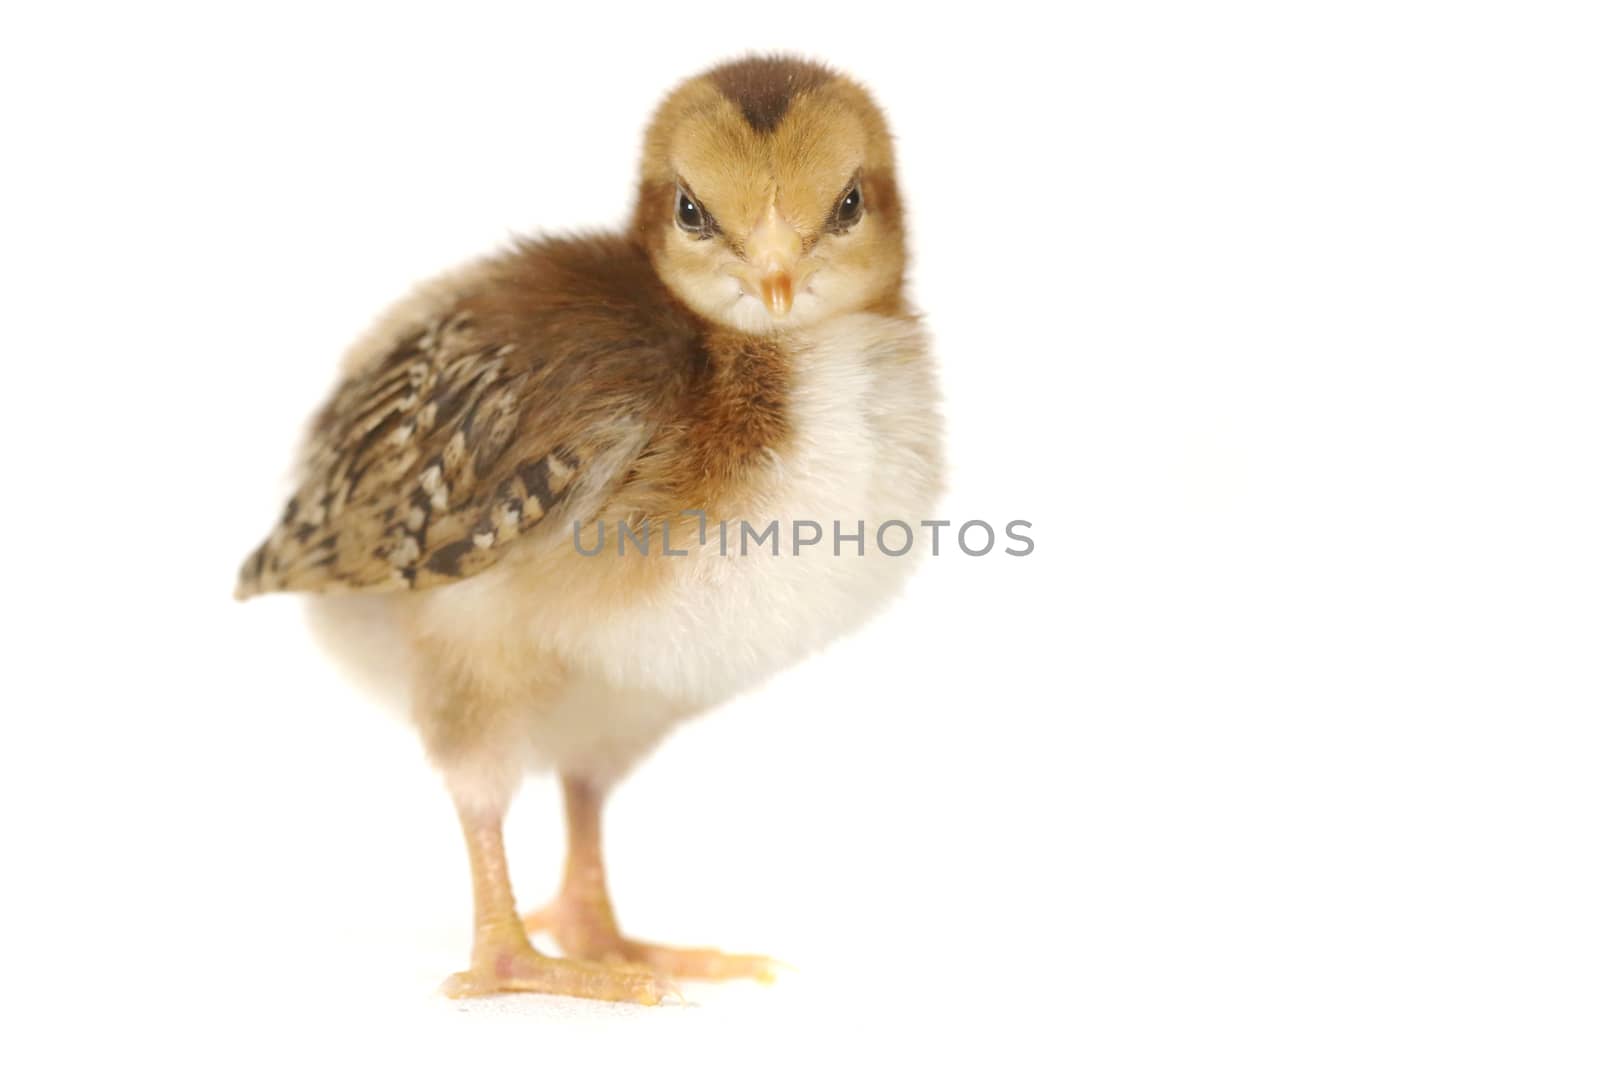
[443,925,675,1003]
[523,899,779,982]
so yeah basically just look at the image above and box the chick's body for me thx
[239,57,942,1002]
[304,238,940,798]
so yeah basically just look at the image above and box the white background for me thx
[3,2,1596,1063]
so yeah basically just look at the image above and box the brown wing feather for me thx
[237,309,595,597]
[235,233,756,599]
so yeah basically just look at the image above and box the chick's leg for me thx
[441,798,673,1003]
[522,776,778,982]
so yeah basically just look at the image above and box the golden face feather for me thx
[632,61,907,334]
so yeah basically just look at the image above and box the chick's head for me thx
[632,56,906,334]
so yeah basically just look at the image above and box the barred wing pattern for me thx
[236,312,584,597]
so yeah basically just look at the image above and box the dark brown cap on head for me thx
[706,54,836,134]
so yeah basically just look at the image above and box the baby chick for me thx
[237,54,944,1003]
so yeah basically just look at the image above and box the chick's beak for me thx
[745,204,803,318]
[759,273,794,318]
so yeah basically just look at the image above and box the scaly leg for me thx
[522,776,779,982]
[441,797,674,1003]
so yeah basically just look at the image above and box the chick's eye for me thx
[831,182,864,230]
[676,189,707,233]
